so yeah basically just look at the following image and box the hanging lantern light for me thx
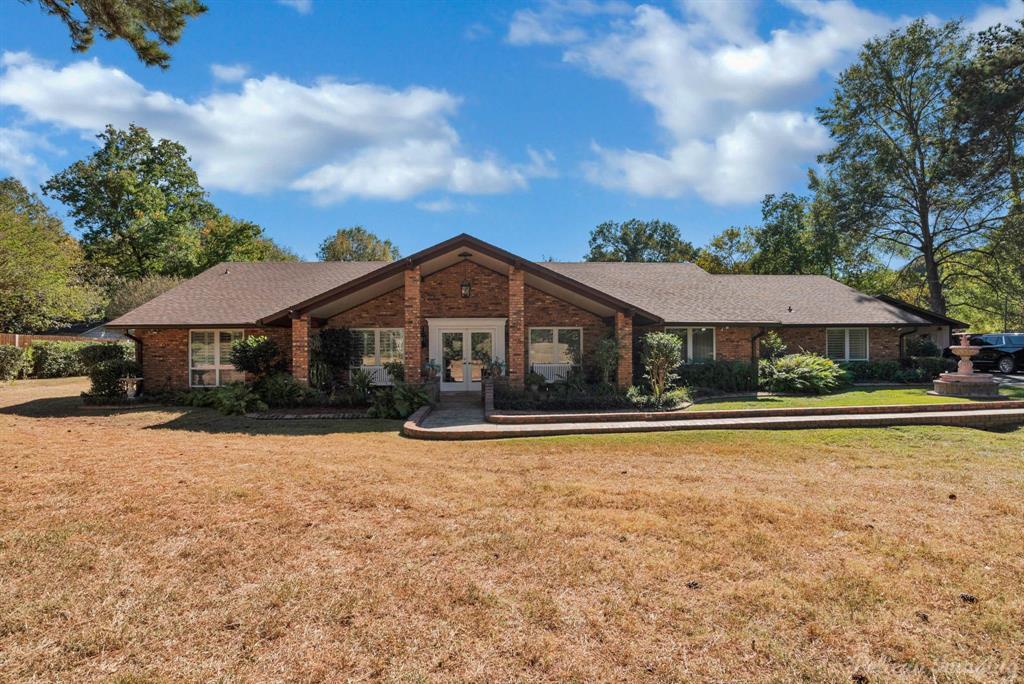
[458,251,472,298]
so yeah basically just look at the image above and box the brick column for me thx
[403,265,422,384]
[291,313,310,386]
[615,311,633,388]
[507,264,525,387]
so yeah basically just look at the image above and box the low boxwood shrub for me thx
[0,344,31,381]
[256,372,312,408]
[87,358,141,398]
[30,341,89,377]
[759,353,848,394]
[840,360,901,383]
[906,336,941,358]
[677,360,757,393]
[909,356,953,379]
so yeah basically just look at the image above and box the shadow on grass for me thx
[147,409,402,436]
[0,395,150,419]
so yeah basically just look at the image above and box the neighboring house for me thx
[104,234,964,393]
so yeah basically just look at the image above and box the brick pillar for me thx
[615,311,633,388]
[291,313,310,386]
[507,265,525,387]
[403,265,422,384]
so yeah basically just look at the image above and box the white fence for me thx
[531,363,575,383]
[354,365,394,386]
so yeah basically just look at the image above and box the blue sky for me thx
[1,0,1021,261]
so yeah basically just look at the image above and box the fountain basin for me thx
[931,372,1002,398]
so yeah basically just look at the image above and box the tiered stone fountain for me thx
[931,332,1001,398]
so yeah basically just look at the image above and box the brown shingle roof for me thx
[543,263,936,326]
[105,261,386,327]
[107,255,936,329]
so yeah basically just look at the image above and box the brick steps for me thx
[404,404,1024,440]
[487,400,1024,424]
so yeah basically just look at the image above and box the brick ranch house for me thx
[105,234,964,394]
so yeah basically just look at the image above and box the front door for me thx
[441,329,494,392]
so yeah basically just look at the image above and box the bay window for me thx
[826,328,869,361]
[665,327,716,362]
[189,329,245,387]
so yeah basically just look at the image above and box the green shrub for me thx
[759,353,848,394]
[640,332,683,399]
[383,361,405,383]
[79,342,133,370]
[677,360,758,393]
[366,382,430,419]
[494,383,635,411]
[759,331,787,360]
[909,356,952,379]
[0,345,31,381]
[591,337,619,385]
[317,328,354,369]
[228,336,282,378]
[906,336,941,357]
[626,385,691,410]
[87,358,141,398]
[349,368,373,402]
[840,360,901,383]
[30,341,89,377]
[256,372,310,408]
[525,370,547,389]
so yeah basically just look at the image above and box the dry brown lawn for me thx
[1,378,1022,683]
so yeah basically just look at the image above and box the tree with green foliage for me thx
[104,274,182,319]
[585,219,698,262]
[639,332,682,400]
[817,20,1009,316]
[43,124,215,279]
[25,0,206,68]
[196,213,298,270]
[318,226,399,262]
[0,177,103,332]
[695,226,755,274]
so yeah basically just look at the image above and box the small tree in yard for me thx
[228,336,282,380]
[641,332,682,399]
[592,337,619,385]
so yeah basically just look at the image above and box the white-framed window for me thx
[189,329,245,387]
[826,328,869,361]
[665,327,716,362]
[529,327,583,365]
[351,328,404,366]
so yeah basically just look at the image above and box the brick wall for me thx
[135,325,293,392]
[777,326,904,360]
[522,285,613,379]
[326,286,405,328]
[507,266,525,387]
[421,261,508,318]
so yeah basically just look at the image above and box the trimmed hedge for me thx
[30,341,89,377]
[87,358,141,398]
[0,344,32,381]
[677,360,758,393]
[840,357,954,384]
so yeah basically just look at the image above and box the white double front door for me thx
[427,318,506,392]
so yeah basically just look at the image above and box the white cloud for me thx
[0,52,551,203]
[965,0,1024,33]
[507,0,631,45]
[518,0,1019,203]
[210,63,249,82]
[277,0,312,15]
[0,125,55,183]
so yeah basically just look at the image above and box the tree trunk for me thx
[922,244,947,316]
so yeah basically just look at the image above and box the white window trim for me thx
[351,328,404,367]
[528,326,584,366]
[189,329,245,387]
[826,327,870,362]
[665,326,717,363]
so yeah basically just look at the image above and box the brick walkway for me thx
[405,404,1024,440]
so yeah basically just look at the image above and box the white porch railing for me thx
[354,365,394,386]
[531,363,575,383]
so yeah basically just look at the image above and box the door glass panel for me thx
[470,331,493,382]
[442,332,464,383]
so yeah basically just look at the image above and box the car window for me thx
[1005,334,1024,344]
[982,335,1005,345]
[969,336,987,346]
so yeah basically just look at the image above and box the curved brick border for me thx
[401,404,435,438]
[488,400,1024,425]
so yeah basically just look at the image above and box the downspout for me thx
[898,327,918,362]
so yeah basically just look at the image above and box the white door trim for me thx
[427,318,506,392]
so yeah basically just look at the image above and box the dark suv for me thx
[947,333,1024,374]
